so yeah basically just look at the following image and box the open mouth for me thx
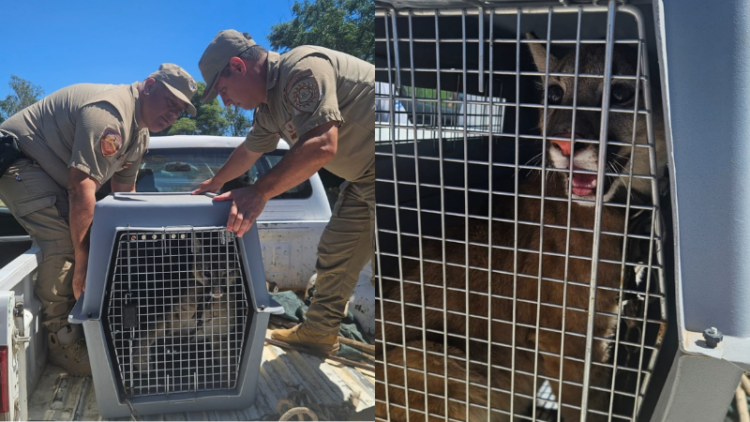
[572,167,597,197]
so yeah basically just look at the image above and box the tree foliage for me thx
[166,117,196,135]
[155,81,253,137]
[224,105,252,137]
[268,0,374,63]
[152,81,229,136]
[0,75,45,123]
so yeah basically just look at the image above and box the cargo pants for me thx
[304,164,375,336]
[0,158,75,333]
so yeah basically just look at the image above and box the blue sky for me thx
[0,0,297,100]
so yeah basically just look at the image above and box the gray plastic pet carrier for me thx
[69,192,283,418]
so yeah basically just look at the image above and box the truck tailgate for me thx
[258,221,328,290]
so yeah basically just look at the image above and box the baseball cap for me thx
[148,63,198,117]
[198,30,257,103]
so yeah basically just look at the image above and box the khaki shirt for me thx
[0,82,149,189]
[243,46,374,182]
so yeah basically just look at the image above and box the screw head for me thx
[87,312,93,318]
[702,327,723,348]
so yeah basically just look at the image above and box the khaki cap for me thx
[148,63,198,117]
[198,29,257,103]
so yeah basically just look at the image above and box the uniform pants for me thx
[0,159,75,333]
[305,164,375,336]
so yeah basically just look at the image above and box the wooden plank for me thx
[326,363,375,409]
[184,410,208,421]
[237,406,259,421]
[33,338,374,421]
[30,367,89,421]
[256,365,283,417]
[264,345,333,406]
[163,411,189,421]
[28,364,62,420]
[142,412,165,421]
[274,345,345,405]
[298,352,358,405]
[260,357,305,418]
[77,376,103,421]
[247,375,275,419]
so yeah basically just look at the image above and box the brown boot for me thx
[271,323,340,355]
[48,325,91,376]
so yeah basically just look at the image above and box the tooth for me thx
[591,178,597,187]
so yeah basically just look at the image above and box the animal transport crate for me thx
[374,1,750,422]
[69,192,283,419]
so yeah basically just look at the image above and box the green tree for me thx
[0,75,45,123]
[166,117,196,135]
[154,81,229,136]
[223,105,252,137]
[268,0,374,63]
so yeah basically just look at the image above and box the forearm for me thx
[214,144,262,185]
[255,130,336,200]
[67,185,97,272]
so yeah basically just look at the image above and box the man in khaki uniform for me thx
[193,30,374,354]
[0,64,198,375]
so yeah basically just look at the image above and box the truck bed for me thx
[29,329,375,421]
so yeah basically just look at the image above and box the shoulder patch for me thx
[286,69,320,113]
[100,128,122,157]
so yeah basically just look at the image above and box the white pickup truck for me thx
[0,135,374,420]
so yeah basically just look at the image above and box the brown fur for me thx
[377,35,666,422]
[379,177,624,422]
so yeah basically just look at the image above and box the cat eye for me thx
[547,85,564,105]
[611,84,634,104]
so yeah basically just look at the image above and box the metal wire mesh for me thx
[105,228,250,398]
[375,3,667,422]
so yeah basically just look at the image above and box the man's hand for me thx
[214,185,269,237]
[73,268,86,300]
[192,177,224,195]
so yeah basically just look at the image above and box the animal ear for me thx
[526,32,558,74]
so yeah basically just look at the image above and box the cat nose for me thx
[550,133,575,156]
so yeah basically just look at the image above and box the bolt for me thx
[87,312,93,318]
[702,326,723,348]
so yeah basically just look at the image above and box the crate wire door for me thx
[106,228,249,399]
[375,2,667,422]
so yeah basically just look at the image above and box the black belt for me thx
[0,134,26,176]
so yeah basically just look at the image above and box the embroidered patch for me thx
[100,128,122,157]
[284,119,298,141]
[286,69,320,113]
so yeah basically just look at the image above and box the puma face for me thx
[528,34,658,204]
[193,237,241,286]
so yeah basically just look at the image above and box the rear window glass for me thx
[135,148,313,200]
